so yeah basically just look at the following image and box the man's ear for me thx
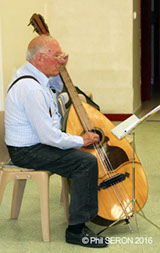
[35,52,43,63]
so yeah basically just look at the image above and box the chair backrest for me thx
[0,110,10,163]
[58,93,69,117]
[58,92,87,117]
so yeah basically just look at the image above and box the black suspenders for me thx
[7,75,52,117]
[7,75,40,93]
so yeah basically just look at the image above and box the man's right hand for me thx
[82,131,100,147]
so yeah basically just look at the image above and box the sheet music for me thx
[111,105,160,139]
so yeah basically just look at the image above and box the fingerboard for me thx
[60,66,93,132]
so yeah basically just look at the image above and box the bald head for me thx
[26,35,59,61]
[26,35,68,77]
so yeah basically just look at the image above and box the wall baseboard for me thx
[104,113,132,121]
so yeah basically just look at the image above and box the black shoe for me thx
[65,226,108,248]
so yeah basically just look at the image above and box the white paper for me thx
[111,105,160,139]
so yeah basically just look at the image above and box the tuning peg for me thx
[33,27,40,34]
[28,20,33,26]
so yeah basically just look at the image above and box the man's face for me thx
[37,40,68,77]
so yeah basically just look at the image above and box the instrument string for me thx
[60,67,132,216]
[60,66,130,195]
[93,143,132,215]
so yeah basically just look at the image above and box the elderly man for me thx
[5,35,108,248]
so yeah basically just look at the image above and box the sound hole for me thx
[81,127,105,149]
[81,128,129,169]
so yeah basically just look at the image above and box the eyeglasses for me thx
[40,52,68,62]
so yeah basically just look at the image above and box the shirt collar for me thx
[25,61,63,93]
[25,61,49,88]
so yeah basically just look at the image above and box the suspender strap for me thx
[7,75,40,93]
[7,75,53,117]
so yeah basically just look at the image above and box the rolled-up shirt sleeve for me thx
[23,89,84,150]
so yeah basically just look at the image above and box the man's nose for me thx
[59,54,69,64]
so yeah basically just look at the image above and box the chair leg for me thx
[0,170,3,185]
[61,178,69,223]
[60,178,65,205]
[10,179,27,219]
[33,172,50,242]
[0,170,3,204]
[0,172,12,204]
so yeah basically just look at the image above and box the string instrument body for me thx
[64,101,148,225]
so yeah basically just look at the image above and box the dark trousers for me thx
[7,143,98,225]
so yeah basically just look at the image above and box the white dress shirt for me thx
[5,61,83,149]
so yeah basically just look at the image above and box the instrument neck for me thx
[60,66,93,132]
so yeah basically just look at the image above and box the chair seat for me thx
[1,163,35,171]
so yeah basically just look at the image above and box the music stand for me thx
[98,106,160,235]
[110,105,160,231]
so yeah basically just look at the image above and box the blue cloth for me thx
[5,61,83,149]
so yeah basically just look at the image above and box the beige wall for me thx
[0,0,53,108]
[0,0,141,114]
